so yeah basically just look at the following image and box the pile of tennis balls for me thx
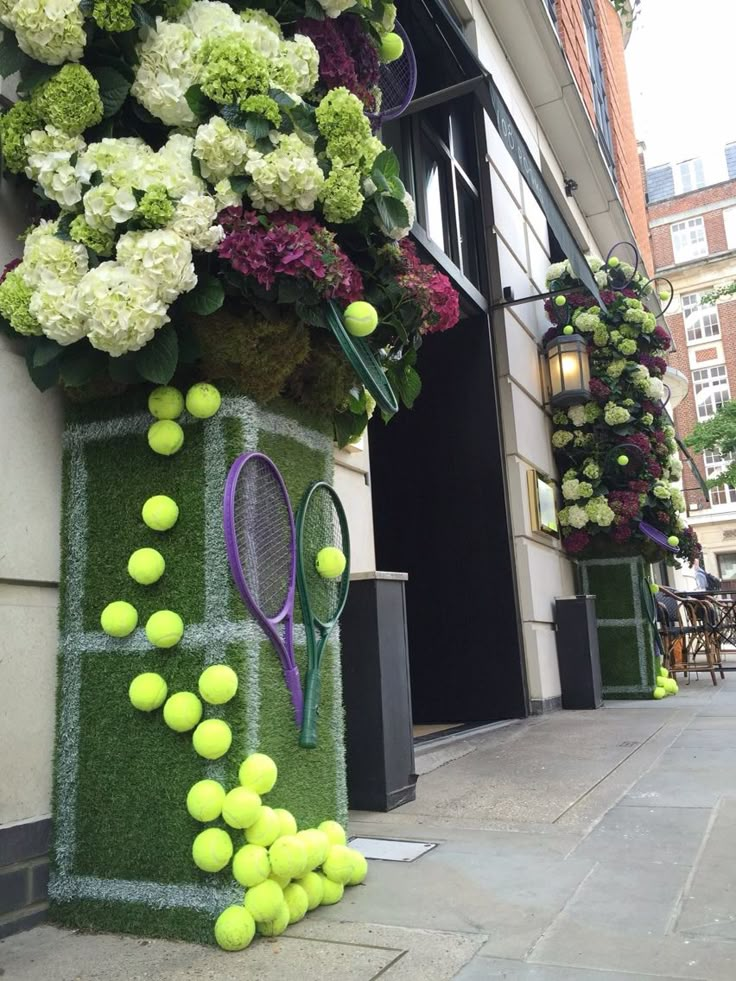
[99,383,222,650]
[187,753,368,951]
[654,662,679,700]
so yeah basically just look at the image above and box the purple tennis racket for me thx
[223,452,303,726]
[639,521,678,554]
[367,21,417,126]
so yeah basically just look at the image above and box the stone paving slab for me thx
[454,956,705,980]
[677,797,736,942]
[571,804,711,867]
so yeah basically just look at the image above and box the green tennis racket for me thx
[326,300,399,415]
[296,481,351,749]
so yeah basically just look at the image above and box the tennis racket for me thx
[223,452,303,726]
[296,482,350,749]
[326,300,399,415]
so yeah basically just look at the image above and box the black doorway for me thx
[369,314,528,729]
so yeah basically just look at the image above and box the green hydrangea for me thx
[624,307,646,325]
[606,359,626,379]
[553,410,569,426]
[578,482,594,499]
[241,8,282,35]
[586,496,615,527]
[69,215,116,257]
[574,311,602,333]
[137,185,175,228]
[316,88,373,167]
[0,101,44,173]
[604,402,631,426]
[552,430,574,448]
[92,0,135,31]
[653,483,671,500]
[33,65,103,137]
[269,60,298,94]
[641,412,654,427]
[584,403,601,423]
[574,431,593,447]
[0,269,42,336]
[199,36,270,104]
[319,164,364,223]
[161,0,192,17]
[617,339,638,356]
[583,461,601,480]
[564,468,579,481]
[240,95,281,128]
[593,326,609,347]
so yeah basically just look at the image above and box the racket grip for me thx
[284,666,304,729]
[299,670,321,749]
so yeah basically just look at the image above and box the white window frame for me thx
[703,450,736,507]
[674,158,705,195]
[671,217,708,263]
[681,291,720,344]
[693,364,730,421]
[725,206,736,251]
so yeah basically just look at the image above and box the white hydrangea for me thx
[116,229,197,304]
[316,0,357,17]
[11,0,86,65]
[24,126,86,207]
[562,479,582,501]
[149,134,206,197]
[132,20,201,128]
[567,505,589,529]
[169,191,224,251]
[83,182,138,230]
[22,222,88,287]
[77,138,154,188]
[669,456,683,480]
[545,260,571,285]
[567,404,587,428]
[30,279,87,346]
[0,0,16,28]
[240,14,283,60]
[181,0,245,38]
[213,178,243,211]
[276,35,320,96]
[672,488,686,511]
[193,117,255,183]
[77,263,169,356]
[245,133,325,212]
[586,256,604,272]
[646,376,666,401]
[595,269,609,288]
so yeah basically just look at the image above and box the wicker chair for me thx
[656,587,720,685]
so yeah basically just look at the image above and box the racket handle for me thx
[284,666,304,729]
[299,670,321,749]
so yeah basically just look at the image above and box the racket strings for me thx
[302,487,345,625]
[234,457,293,620]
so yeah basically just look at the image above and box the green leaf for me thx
[79,0,94,13]
[295,301,329,329]
[374,194,409,232]
[132,3,156,30]
[397,365,422,409]
[387,175,406,199]
[177,276,224,316]
[25,342,59,392]
[185,84,211,120]
[0,31,31,77]
[60,342,105,386]
[93,66,131,118]
[16,62,56,97]
[372,149,400,181]
[229,176,249,195]
[304,0,326,19]
[290,103,319,139]
[56,212,75,241]
[32,337,63,368]
[176,324,200,365]
[334,409,369,448]
[269,87,297,109]
[108,352,141,384]
[221,104,247,130]
[135,325,179,384]
[245,113,271,141]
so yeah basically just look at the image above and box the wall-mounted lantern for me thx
[545,333,591,408]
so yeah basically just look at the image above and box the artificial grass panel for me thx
[582,561,637,619]
[51,899,213,946]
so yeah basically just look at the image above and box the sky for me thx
[626,0,736,173]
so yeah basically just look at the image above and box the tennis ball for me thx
[316,546,346,579]
[296,872,324,910]
[283,883,309,925]
[653,686,666,700]
[222,787,262,830]
[100,601,138,638]
[318,820,347,847]
[318,873,344,906]
[663,678,678,694]
[380,31,404,63]
[659,666,669,678]
[322,845,355,885]
[127,547,165,586]
[148,386,184,421]
[232,844,271,888]
[147,419,184,456]
[186,382,221,419]
[273,808,297,838]
[198,664,238,705]
[192,719,232,760]
[269,872,291,889]
[269,836,308,880]
[214,905,255,951]
[128,672,167,711]
[659,290,670,302]
[650,583,660,595]
[245,806,280,848]
[239,754,278,795]
[257,901,290,937]
[297,829,330,870]
[243,879,283,923]
[145,610,184,648]
[344,301,378,337]
[141,495,179,532]
[163,692,203,733]
[347,849,368,886]
[667,535,680,547]
[186,779,226,822]
[192,828,233,873]
[562,325,574,335]
[617,455,629,467]
[554,295,567,307]
[608,256,620,267]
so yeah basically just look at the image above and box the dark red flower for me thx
[563,530,591,553]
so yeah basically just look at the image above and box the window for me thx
[545,0,557,25]
[681,292,720,343]
[718,552,736,579]
[671,217,708,263]
[675,158,705,194]
[703,451,736,507]
[581,0,615,170]
[725,207,736,251]
[693,364,730,420]
[726,142,736,181]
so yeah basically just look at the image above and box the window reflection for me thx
[424,153,447,251]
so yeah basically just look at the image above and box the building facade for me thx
[0,0,653,934]
[646,148,736,582]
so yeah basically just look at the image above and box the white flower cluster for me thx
[131,20,202,129]
[246,133,325,212]
[24,127,86,207]
[316,0,358,17]
[193,116,256,182]
[1,0,86,65]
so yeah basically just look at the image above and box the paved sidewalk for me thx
[4,679,736,980]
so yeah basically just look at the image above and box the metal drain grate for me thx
[348,836,438,862]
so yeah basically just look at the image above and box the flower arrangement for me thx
[544,257,699,564]
[0,0,458,442]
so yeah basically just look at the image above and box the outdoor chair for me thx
[656,587,720,685]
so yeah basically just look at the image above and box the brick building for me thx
[646,145,736,579]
